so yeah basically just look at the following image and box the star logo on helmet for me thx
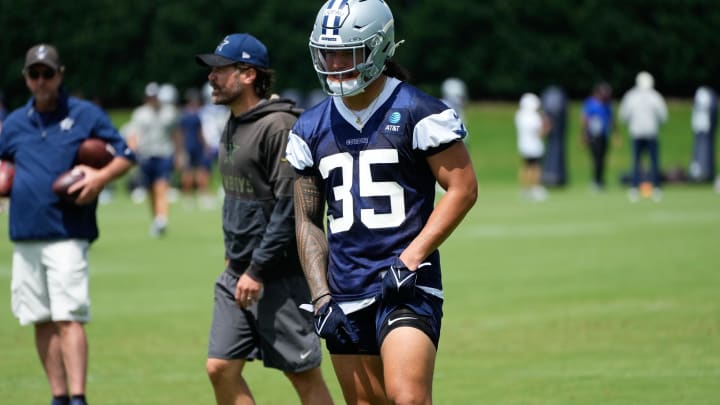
[322,1,349,26]
[323,6,348,19]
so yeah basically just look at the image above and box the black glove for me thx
[381,257,417,303]
[314,299,360,345]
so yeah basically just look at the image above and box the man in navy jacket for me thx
[0,43,135,405]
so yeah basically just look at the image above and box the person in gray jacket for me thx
[196,33,333,405]
[619,71,668,202]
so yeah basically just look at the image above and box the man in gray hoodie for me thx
[619,71,668,202]
[196,33,333,405]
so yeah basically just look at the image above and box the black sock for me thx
[51,396,70,405]
[70,394,87,405]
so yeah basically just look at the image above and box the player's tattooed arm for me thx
[294,175,331,309]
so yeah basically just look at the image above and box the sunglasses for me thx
[27,68,56,80]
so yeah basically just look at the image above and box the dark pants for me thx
[588,136,608,187]
[631,138,661,188]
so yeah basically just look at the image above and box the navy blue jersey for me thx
[286,78,466,301]
[0,92,135,242]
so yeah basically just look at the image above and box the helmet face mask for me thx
[309,0,398,97]
[312,46,367,96]
[312,46,367,80]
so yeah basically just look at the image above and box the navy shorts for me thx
[325,291,443,355]
[139,156,174,185]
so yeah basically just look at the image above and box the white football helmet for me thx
[309,0,402,97]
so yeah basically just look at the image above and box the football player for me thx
[286,1,478,403]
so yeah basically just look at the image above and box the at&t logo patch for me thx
[383,111,404,134]
[389,112,401,124]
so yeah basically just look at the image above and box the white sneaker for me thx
[149,218,167,238]
[627,188,640,203]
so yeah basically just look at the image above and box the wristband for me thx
[311,292,332,305]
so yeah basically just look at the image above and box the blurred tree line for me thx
[1,0,717,108]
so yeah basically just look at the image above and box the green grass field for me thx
[1,101,718,404]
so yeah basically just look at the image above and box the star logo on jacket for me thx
[60,117,74,131]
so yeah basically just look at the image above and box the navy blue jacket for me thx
[0,92,135,242]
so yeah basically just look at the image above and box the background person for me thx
[195,33,333,405]
[286,0,478,403]
[0,43,135,405]
[157,83,182,204]
[515,92,551,201]
[688,86,717,183]
[619,71,668,202]
[581,82,614,191]
[126,81,181,236]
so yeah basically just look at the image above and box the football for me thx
[76,138,115,169]
[0,160,14,197]
[52,169,85,203]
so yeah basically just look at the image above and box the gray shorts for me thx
[207,270,322,373]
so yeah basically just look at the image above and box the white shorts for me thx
[11,239,90,326]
